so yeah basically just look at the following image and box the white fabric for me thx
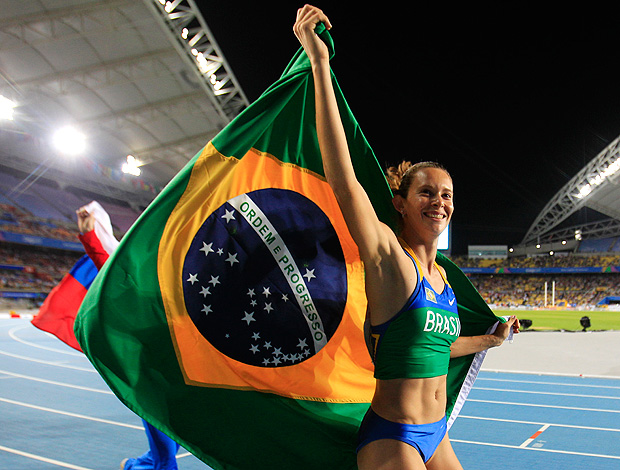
[446,317,513,430]
[82,201,120,255]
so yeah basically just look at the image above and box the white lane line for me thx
[9,325,83,356]
[0,349,95,372]
[0,445,94,470]
[475,386,620,400]
[0,369,112,394]
[467,398,620,414]
[482,368,620,380]
[0,397,143,430]
[477,377,620,390]
[519,423,550,447]
[458,414,620,432]
[452,439,620,460]
[0,443,192,467]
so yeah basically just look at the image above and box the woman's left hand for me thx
[494,315,520,341]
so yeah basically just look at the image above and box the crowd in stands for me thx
[0,203,79,241]
[468,273,620,308]
[1,166,619,311]
[0,244,81,310]
[450,254,620,308]
[451,253,620,268]
[2,236,619,310]
[1,244,80,289]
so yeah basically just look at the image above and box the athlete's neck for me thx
[400,231,438,275]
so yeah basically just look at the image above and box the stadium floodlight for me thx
[122,155,141,176]
[575,157,620,200]
[52,126,86,155]
[0,95,16,120]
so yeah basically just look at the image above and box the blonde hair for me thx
[386,161,451,197]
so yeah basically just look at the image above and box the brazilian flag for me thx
[75,26,501,470]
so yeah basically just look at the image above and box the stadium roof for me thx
[0,0,248,205]
[521,134,620,247]
[2,2,620,250]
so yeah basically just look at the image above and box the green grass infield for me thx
[492,309,620,331]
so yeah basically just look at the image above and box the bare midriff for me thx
[370,375,447,424]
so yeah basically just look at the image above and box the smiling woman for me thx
[293,5,520,469]
[390,162,454,248]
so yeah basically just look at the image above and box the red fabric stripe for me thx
[31,274,87,352]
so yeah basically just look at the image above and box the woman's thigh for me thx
[425,433,463,470]
[357,438,426,470]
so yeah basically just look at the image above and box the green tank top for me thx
[369,244,461,379]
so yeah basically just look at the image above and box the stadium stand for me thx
[452,251,620,309]
[2,162,619,312]
[1,157,619,312]
[2,156,620,313]
[0,166,141,309]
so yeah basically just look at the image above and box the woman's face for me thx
[399,167,453,239]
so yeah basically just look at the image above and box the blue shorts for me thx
[356,408,447,463]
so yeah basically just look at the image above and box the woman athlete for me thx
[293,6,520,469]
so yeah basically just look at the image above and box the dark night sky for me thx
[197,4,620,254]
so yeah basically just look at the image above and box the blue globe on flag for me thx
[182,188,347,368]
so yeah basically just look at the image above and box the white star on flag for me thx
[241,311,255,325]
[187,273,198,284]
[221,209,236,223]
[303,268,316,282]
[201,305,212,315]
[199,242,214,256]
[225,252,239,266]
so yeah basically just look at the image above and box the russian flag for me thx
[31,201,117,352]
[31,254,99,352]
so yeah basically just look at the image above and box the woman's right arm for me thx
[293,6,396,265]
[294,7,414,323]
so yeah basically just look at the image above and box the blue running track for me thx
[2,317,619,469]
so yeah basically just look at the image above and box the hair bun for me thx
[386,161,413,191]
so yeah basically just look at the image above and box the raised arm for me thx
[293,6,396,265]
[76,206,109,270]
